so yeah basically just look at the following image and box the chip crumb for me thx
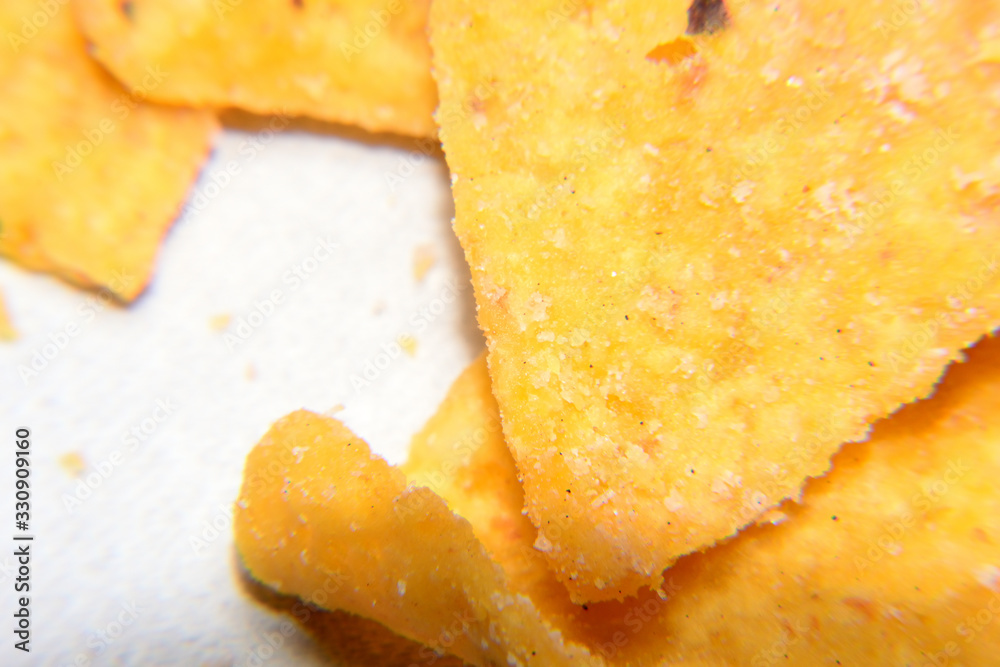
[525,293,552,322]
[590,489,615,508]
[245,364,256,381]
[58,452,86,477]
[398,334,418,357]
[413,244,437,282]
[0,291,16,341]
[209,313,232,331]
[533,533,554,553]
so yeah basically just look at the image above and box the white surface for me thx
[0,126,484,665]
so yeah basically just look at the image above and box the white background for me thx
[0,125,484,666]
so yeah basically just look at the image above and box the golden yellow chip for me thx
[74,0,437,137]
[431,0,1000,600]
[0,0,217,301]
[405,342,1000,665]
[396,346,1000,664]
[578,334,1000,664]
[233,398,602,666]
[237,341,1000,664]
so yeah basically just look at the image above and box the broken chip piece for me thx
[74,0,437,137]
[0,0,217,300]
[431,0,1000,600]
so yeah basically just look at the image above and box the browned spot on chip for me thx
[687,0,729,35]
[646,37,698,65]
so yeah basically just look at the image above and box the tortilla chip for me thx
[74,0,436,137]
[0,290,16,341]
[408,340,1000,665]
[431,0,1000,599]
[575,333,1000,664]
[0,0,217,301]
[401,346,1000,664]
[236,339,1000,664]
[233,397,603,666]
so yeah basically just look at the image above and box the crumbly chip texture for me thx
[431,0,1000,600]
[74,0,437,137]
[474,337,1000,665]
[233,402,602,667]
[430,342,1000,666]
[577,334,1000,664]
[0,0,216,301]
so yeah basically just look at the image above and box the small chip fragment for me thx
[412,243,437,281]
[58,452,86,478]
[431,0,1000,600]
[0,291,16,341]
[0,0,217,300]
[208,314,232,331]
[398,333,418,356]
[74,0,437,137]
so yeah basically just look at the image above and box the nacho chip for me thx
[237,340,1000,664]
[408,340,1000,665]
[398,345,1000,665]
[74,0,436,137]
[431,0,1000,599]
[577,334,1000,664]
[0,0,216,300]
[233,399,603,665]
